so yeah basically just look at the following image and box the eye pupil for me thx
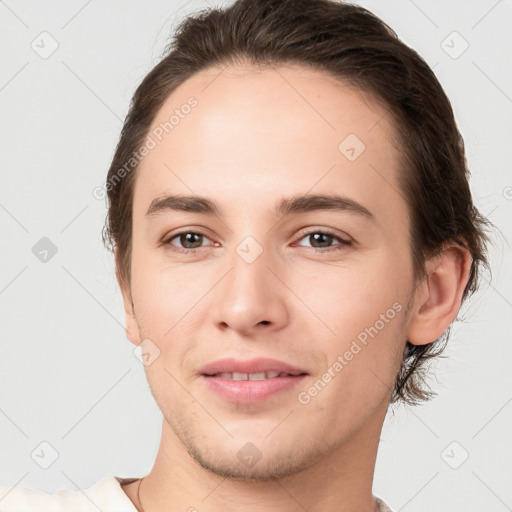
[310,233,332,248]
[181,233,202,248]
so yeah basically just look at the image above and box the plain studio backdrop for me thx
[0,1,511,511]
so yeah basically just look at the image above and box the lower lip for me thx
[201,374,307,403]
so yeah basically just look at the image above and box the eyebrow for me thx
[145,193,374,220]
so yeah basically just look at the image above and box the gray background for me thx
[0,1,511,511]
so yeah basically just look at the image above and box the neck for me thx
[130,403,387,512]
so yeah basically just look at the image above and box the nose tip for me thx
[212,256,289,336]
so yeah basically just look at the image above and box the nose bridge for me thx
[213,233,288,334]
[227,236,274,308]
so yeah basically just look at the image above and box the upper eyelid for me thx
[165,229,215,244]
[295,226,351,241]
[292,230,352,249]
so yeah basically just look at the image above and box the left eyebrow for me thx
[277,193,374,220]
[145,193,374,221]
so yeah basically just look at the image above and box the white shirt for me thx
[0,474,395,511]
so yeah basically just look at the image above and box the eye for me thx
[163,228,351,255]
[294,230,352,252]
[164,230,214,253]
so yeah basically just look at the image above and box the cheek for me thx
[291,253,406,335]
[130,247,218,346]
[288,252,408,383]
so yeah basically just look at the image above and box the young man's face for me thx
[122,63,418,479]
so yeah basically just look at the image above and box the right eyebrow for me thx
[146,194,222,217]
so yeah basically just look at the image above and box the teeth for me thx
[249,372,266,381]
[214,371,288,380]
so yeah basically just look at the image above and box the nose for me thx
[212,244,290,337]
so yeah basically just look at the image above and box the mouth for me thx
[199,358,309,403]
[204,371,306,380]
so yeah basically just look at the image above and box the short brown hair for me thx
[103,0,491,405]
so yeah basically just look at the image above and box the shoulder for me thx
[0,475,139,512]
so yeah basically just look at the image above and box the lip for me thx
[199,358,308,404]
[199,357,308,376]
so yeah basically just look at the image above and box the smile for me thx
[207,371,304,380]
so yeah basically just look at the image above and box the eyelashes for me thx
[293,230,352,251]
[164,231,213,254]
[163,229,352,255]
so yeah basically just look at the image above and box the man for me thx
[0,0,490,510]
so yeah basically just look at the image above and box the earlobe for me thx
[407,244,473,346]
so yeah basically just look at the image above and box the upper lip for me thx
[199,358,308,376]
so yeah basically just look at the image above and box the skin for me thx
[118,63,472,512]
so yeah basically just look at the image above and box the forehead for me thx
[133,63,405,222]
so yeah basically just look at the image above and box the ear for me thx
[115,256,142,347]
[407,243,473,346]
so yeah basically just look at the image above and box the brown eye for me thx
[177,232,204,249]
[295,230,351,251]
[165,231,211,252]
[307,232,334,248]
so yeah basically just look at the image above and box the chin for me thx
[185,440,324,481]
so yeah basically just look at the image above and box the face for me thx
[123,63,417,480]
